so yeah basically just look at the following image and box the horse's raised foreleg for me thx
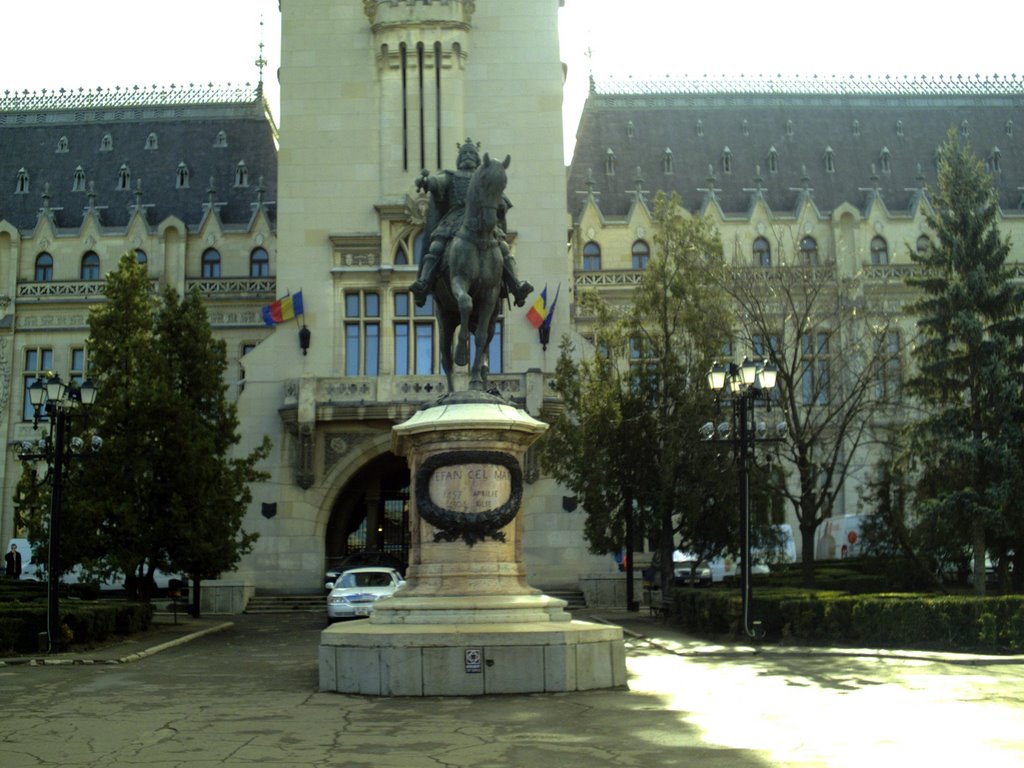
[452,277,473,367]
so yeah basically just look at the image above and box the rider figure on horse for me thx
[410,138,533,308]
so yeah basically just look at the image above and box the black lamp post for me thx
[16,374,100,653]
[701,358,785,638]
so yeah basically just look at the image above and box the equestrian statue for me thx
[411,139,533,393]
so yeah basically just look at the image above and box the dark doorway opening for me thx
[324,453,410,574]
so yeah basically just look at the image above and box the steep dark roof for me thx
[0,85,277,232]
[567,76,1024,219]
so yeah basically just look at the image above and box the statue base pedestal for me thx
[317,397,626,695]
[319,614,626,696]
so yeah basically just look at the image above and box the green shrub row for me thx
[670,589,1024,653]
[0,601,154,655]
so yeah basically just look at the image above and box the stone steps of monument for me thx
[244,595,325,614]
[543,590,587,610]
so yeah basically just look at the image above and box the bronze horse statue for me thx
[434,153,510,392]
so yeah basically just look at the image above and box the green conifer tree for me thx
[905,129,1024,596]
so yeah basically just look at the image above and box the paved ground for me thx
[2,610,1024,767]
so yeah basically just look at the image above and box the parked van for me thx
[815,515,867,559]
[677,524,797,583]
[4,538,179,591]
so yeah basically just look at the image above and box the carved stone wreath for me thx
[415,450,523,546]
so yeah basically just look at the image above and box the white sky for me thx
[1,1,1020,163]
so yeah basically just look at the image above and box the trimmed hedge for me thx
[0,600,154,655]
[670,588,1024,653]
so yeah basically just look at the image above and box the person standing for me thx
[4,543,22,579]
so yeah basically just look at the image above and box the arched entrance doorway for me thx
[324,452,410,574]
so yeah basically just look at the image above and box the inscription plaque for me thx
[428,464,512,514]
[414,450,523,545]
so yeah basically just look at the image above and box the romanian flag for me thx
[526,284,559,329]
[527,283,560,349]
[262,291,304,326]
[526,284,551,328]
[540,284,559,335]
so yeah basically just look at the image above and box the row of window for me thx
[580,234,931,270]
[53,130,231,154]
[625,117,1012,143]
[606,143,1005,177]
[16,160,251,194]
[343,290,503,377]
[720,329,902,407]
[31,247,270,281]
[21,347,89,421]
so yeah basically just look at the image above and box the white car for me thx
[326,567,404,622]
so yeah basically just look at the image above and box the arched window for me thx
[799,236,819,266]
[879,147,891,174]
[916,235,930,255]
[214,130,228,148]
[631,240,650,270]
[15,168,29,194]
[722,147,733,174]
[753,237,771,267]
[81,251,100,281]
[145,132,159,150]
[100,133,113,151]
[35,253,53,282]
[413,230,427,265]
[176,162,190,189]
[117,163,131,191]
[235,161,249,187]
[663,148,673,174]
[824,147,835,174]
[767,147,778,174]
[582,241,602,271]
[989,147,1001,174]
[134,249,148,266]
[604,148,615,176]
[202,248,221,278]
[870,236,889,266]
[56,136,69,153]
[395,243,409,265]
[249,247,269,277]
[72,166,86,192]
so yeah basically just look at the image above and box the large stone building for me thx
[0,1,601,597]
[0,83,280,569]
[566,74,1024,541]
[3,2,1024,598]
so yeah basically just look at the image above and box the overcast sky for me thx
[2,1,1019,162]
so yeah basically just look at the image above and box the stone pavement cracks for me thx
[1,609,1024,767]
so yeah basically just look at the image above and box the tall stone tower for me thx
[235,1,580,592]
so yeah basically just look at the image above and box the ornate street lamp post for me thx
[701,358,785,638]
[15,374,100,652]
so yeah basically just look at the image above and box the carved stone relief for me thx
[323,430,382,477]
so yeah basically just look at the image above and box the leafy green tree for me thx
[66,253,269,603]
[543,192,734,598]
[904,129,1024,596]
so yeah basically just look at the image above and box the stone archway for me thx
[323,452,410,573]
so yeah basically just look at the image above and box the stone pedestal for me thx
[319,396,627,695]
